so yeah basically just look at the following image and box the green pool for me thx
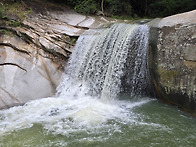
[0,96,195,147]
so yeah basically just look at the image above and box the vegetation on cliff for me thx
[0,0,32,27]
[1,0,196,23]
[47,0,196,17]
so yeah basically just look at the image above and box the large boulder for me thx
[149,10,196,115]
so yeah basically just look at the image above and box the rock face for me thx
[0,1,128,109]
[0,35,62,109]
[149,10,196,114]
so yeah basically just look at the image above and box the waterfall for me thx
[0,23,153,136]
[57,23,152,100]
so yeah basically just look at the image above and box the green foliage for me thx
[0,3,6,19]
[0,29,9,35]
[71,0,132,16]
[131,0,196,17]
[44,0,196,18]
[105,0,132,15]
[0,29,15,36]
[70,36,78,45]
[148,0,196,17]
[74,0,98,14]
[6,20,21,27]
[47,0,98,14]
[0,0,32,27]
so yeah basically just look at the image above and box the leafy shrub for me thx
[74,0,98,14]
[149,0,196,17]
[0,8,5,19]
[46,0,196,17]
[105,0,132,16]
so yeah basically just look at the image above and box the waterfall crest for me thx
[57,23,152,100]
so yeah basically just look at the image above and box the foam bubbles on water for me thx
[0,94,153,136]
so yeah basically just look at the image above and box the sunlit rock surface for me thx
[158,10,196,27]
[0,35,62,109]
[149,10,196,114]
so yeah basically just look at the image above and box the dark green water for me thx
[1,98,195,147]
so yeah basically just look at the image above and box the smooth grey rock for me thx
[183,46,196,62]
[158,10,196,27]
[0,35,63,109]
[50,11,86,27]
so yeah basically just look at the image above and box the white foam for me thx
[0,95,154,136]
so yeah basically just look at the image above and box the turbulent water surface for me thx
[0,97,196,147]
[0,23,196,147]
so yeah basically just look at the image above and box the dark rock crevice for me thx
[0,63,27,72]
[0,42,30,56]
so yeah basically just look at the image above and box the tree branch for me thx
[101,0,105,16]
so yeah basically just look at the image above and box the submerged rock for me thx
[149,10,196,115]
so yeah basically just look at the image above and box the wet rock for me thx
[149,10,196,114]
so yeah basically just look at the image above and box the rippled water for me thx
[0,96,196,147]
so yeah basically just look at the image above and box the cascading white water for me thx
[57,23,152,100]
[0,23,154,137]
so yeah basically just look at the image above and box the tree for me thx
[101,0,104,16]
[46,0,196,17]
